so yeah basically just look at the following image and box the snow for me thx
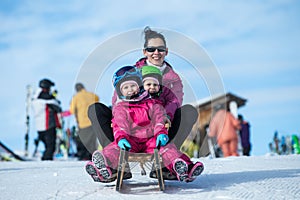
[1,154,300,200]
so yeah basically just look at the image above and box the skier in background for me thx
[238,114,251,156]
[208,105,241,157]
[32,78,62,160]
[70,83,99,160]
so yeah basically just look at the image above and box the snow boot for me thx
[85,161,102,182]
[86,161,118,183]
[149,166,177,180]
[173,158,188,181]
[186,162,204,182]
[92,150,112,180]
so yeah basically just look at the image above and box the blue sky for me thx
[1,0,299,156]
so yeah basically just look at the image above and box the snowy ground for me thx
[1,154,300,200]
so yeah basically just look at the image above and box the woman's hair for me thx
[143,26,166,48]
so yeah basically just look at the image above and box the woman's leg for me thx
[229,139,239,156]
[88,103,114,148]
[168,104,198,149]
[220,142,230,157]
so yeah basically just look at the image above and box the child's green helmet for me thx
[141,65,162,85]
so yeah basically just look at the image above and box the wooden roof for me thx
[188,92,247,157]
[192,92,247,110]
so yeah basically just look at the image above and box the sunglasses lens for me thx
[145,48,155,52]
[145,47,166,52]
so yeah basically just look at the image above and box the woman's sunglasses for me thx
[145,46,166,53]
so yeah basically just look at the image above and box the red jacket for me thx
[112,97,168,146]
[111,58,183,121]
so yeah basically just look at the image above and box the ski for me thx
[0,141,26,161]
[24,85,32,157]
[229,101,243,155]
[292,135,300,154]
[32,136,39,157]
[208,137,216,158]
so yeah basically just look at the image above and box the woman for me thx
[88,27,198,150]
[209,106,241,157]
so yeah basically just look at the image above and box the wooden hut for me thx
[185,92,247,157]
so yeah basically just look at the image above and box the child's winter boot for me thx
[92,150,112,180]
[85,161,102,182]
[186,162,204,182]
[172,158,188,181]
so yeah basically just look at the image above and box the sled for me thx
[115,148,165,191]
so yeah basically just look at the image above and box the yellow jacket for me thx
[70,89,99,128]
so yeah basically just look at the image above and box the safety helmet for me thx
[39,78,55,89]
[141,65,162,85]
[112,66,143,99]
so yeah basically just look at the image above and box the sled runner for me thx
[116,148,165,191]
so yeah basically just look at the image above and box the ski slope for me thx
[0,154,299,199]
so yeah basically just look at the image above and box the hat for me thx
[39,78,54,89]
[141,65,162,85]
[112,66,143,99]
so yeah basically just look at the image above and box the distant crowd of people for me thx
[269,131,300,155]
[31,78,99,161]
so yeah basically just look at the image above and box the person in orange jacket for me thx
[208,105,241,157]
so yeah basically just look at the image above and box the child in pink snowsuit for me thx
[86,66,203,183]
